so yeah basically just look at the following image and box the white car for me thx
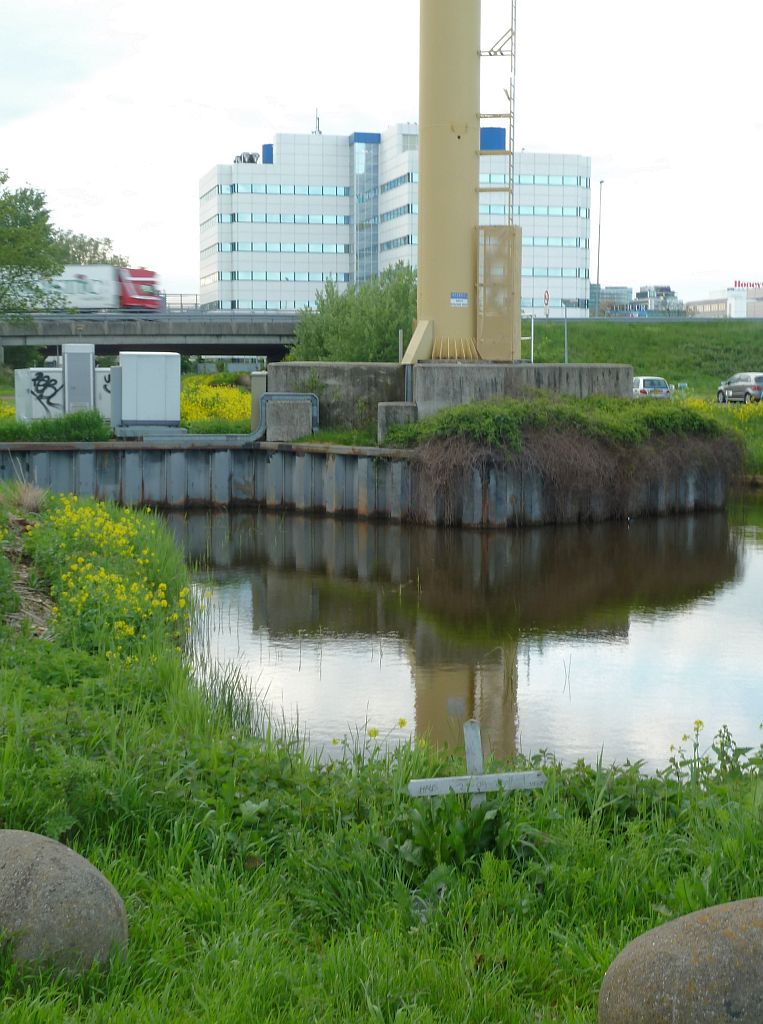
[633,376,671,399]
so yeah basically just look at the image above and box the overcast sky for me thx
[2,0,761,298]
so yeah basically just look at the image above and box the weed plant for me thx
[0,483,761,1021]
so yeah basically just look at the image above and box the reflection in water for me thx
[163,508,760,769]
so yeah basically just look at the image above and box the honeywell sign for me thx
[734,280,763,289]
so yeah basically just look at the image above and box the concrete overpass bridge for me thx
[0,312,298,360]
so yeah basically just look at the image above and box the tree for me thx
[0,170,65,317]
[290,262,417,362]
[52,230,127,267]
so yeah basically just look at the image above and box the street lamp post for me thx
[595,180,604,315]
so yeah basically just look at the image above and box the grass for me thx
[385,392,727,452]
[295,424,378,447]
[0,409,112,442]
[522,318,763,399]
[0,482,761,1020]
[184,417,252,434]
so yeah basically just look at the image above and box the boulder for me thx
[599,897,763,1023]
[0,829,128,973]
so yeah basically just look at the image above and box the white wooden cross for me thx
[407,720,546,807]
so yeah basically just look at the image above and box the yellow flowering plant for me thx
[25,495,192,660]
[180,377,251,424]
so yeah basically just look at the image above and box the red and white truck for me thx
[51,265,162,311]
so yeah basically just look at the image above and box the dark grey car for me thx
[717,373,763,404]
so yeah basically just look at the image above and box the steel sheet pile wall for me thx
[0,441,730,526]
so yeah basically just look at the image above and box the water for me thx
[164,496,763,771]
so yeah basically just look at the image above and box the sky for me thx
[2,0,762,299]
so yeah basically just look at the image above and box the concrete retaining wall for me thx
[413,363,633,418]
[268,361,632,427]
[0,439,730,527]
[267,362,406,428]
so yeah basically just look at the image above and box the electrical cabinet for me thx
[119,352,181,425]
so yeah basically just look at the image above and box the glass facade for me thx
[352,138,380,283]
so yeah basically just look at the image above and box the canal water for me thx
[164,494,763,772]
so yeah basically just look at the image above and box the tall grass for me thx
[0,409,111,442]
[0,491,761,1021]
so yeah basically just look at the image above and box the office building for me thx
[686,283,763,318]
[199,124,591,317]
[589,284,633,316]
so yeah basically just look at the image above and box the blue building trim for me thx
[262,143,274,164]
[349,132,381,146]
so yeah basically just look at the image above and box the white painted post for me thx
[463,719,486,807]
[530,316,535,364]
